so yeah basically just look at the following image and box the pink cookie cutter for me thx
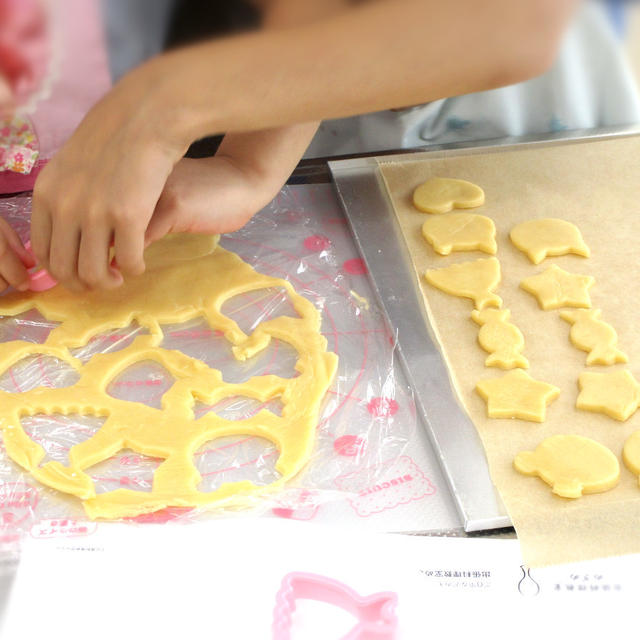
[272,572,398,640]
[21,240,56,292]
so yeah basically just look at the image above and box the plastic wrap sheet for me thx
[0,186,459,555]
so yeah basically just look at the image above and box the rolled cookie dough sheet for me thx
[379,136,640,566]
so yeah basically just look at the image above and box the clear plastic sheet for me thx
[0,186,421,550]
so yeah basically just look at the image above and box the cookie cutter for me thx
[21,240,57,291]
[272,571,398,640]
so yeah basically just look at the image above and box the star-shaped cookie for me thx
[520,265,594,310]
[577,370,640,421]
[476,369,560,422]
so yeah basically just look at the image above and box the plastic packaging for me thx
[0,186,419,551]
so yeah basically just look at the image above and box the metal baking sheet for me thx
[328,125,640,532]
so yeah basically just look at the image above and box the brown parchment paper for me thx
[379,136,640,567]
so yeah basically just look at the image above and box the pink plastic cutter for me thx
[21,240,57,291]
[272,571,398,640]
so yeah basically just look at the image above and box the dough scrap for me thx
[0,234,338,519]
[560,309,628,366]
[421,213,496,256]
[514,435,620,499]
[475,369,560,422]
[520,265,594,310]
[510,218,590,265]
[471,308,529,369]
[424,257,502,310]
[412,177,485,214]
[576,370,640,422]
[622,430,640,483]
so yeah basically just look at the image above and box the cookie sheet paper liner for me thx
[0,187,430,554]
[380,136,640,567]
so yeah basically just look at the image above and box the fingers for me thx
[30,184,52,271]
[78,223,122,290]
[0,219,31,292]
[113,218,146,278]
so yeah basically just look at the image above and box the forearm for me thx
[135,0,576,143]
[216,121,319,199]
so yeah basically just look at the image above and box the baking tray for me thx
[328,125,640,532]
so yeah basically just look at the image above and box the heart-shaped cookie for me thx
[412,177,484,214]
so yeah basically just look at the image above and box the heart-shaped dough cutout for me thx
[412,177,485,214]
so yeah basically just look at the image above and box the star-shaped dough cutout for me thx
[577,370,640,421]
[520,265,594,310]
[476,369,560,422]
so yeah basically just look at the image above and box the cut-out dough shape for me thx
[560,309,628,366]
[622,430,640,483]
[576,369,640,421]
[424,257,502,310]
[421,213,497,256]
[0,234,338,519]
[520,265,594,310]
[471,308,529,369]
[475,369,560,422]
[514,435,620,499]
[510,218,590,265]
[412,177,485,214]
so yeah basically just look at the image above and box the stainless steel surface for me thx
[328,125,640,532]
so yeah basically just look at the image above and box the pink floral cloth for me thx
[0,0,49,106]
[0,0,111,194]
[0,116,39,174]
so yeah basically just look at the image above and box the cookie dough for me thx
[412,177,485,214]
[514,435,620,499]
[421,213,497,256]
[471,308,529,369]
[576,370,640,422]
[520,265,594,310]
[622,430,640,482]
[510,218,590,265]
[475,369,560,422]
[560,309,628,366]
[424,257,502,310]
[0,234,338,519]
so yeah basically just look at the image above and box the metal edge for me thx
[328,161,509,532]
[327,126,640,532]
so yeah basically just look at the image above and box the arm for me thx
[31,0,577,291]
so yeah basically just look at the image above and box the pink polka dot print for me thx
[333,435,366,457]
[367,397,399,418]
[343,258,368,275]
[304,235,331,252]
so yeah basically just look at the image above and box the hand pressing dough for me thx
[520,265,594,310]
[560,309,628,366]
[471,308,529,369]
[510,218,590,264]
[424,257,502,310]
[622,430,640,482]
[576,370,640,422]
[421,213,496,256]
[412,177,485,214]
[0,234,338,519]
[475,369,560,422]
[514,435,620,499]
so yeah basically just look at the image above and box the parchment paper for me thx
[380,136,640,567]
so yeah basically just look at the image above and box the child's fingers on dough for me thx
[114,221,146,277]
[0,245,30,291]
[77,223,122,290]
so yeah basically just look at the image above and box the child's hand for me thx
[0,217,34,293]
[145,156,267,244]
[146,123,319,246]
